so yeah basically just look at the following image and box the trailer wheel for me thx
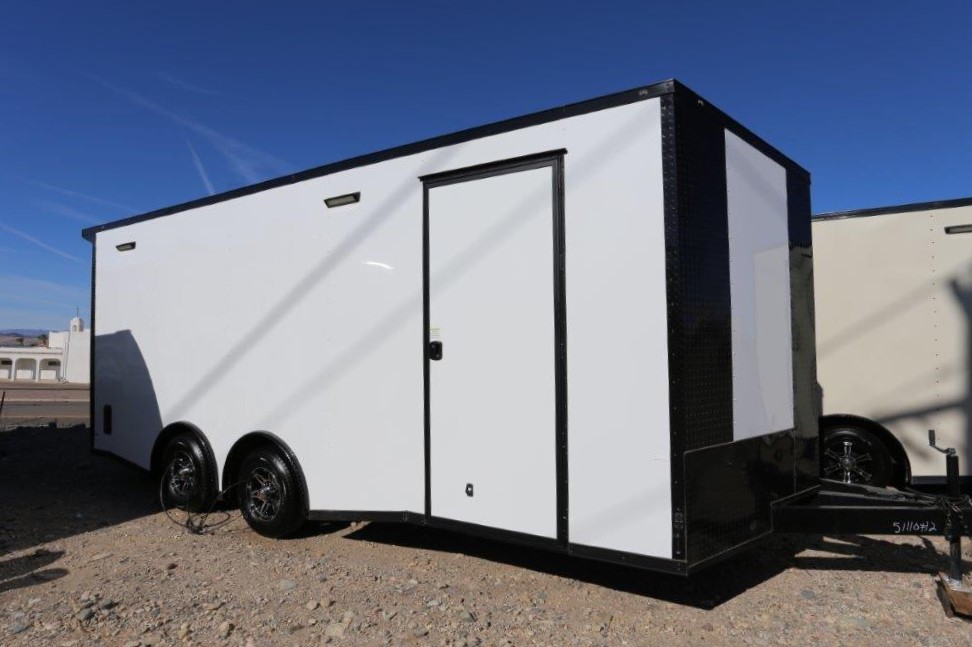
[160,433,217,512]
[237,447,305,538]
[821,425,894,486]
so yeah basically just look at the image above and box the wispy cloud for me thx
[158,72,224,97]
[0,274,85,298]
[0,222,82,263]
[186,140,215,195]
[0,275,87,329]
[0,292,74,308]
[35,200,102,225]
[12,175,134,213]
[94,76,290,184]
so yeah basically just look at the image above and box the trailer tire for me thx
[160,433,218,512]
[821,425,895,486]
[238,447,305,538]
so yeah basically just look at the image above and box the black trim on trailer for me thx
[421,151,569,545]
[551,156,569,545]
[418,149,567,183]
[89,244,96,450]
[785,153,819,495]
[81,80,807,243]
[304,509,693,575]
[424,516,562,551]
[814,195,972,222]
[567,542,687,575]
[422,182,432,519]
[659,92,685,561]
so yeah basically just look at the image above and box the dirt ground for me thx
[1,426,970,646]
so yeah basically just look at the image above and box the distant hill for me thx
[0,329,47,337]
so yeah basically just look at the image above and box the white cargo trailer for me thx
[82,80,818,574]
[814,197,972,488]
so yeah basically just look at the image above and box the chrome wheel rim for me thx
[245,467,282,522]
[167,450,196,498]
[823,439,873,484]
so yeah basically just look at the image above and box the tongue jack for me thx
[929,429,972,617]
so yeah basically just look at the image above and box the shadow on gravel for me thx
[292,521,352,539]
[793,534,944,572]
[0,548,68,594]
[345,524,954,609]
[344,523,810,610]
[0,426,157,563]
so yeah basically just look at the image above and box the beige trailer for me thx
[814,196,972,486]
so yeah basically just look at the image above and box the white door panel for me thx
[428,164,558,539]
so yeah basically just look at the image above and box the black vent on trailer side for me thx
[103,404,112,435]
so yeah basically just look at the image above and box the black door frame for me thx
[420,149,568,544]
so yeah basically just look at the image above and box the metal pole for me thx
[948,453,961,498]
[946,452,963,582]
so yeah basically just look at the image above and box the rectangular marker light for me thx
[945,224,972,235]
[116,242,136,251]
[324,192,360,208]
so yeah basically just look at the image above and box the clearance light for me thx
[324,192,361,209]
[945,224,972,235]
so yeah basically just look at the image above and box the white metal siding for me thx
[93,98,673,557]
[725,131,794,441]
[564,99,671,558]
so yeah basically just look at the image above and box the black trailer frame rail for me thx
[773,480,972,536]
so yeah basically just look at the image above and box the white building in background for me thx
[0,317,90,383]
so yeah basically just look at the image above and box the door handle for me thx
[429,341,443,361]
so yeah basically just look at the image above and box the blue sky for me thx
[1,1,970,329]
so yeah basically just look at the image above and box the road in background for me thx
[0,382,89,427]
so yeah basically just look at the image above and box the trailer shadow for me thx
[0,425,158,560]
[791,534,944,573]
[344,523,950,609]
[344,522,807,609]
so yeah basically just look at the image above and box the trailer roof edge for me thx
[81,78,808,242]
[814,195,972,222]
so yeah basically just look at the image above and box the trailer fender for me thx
[150,422,218,482]
[819,414,912,485]
[222,432,310,516]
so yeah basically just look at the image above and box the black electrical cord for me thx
[159,462,242,535]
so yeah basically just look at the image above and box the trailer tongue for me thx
[775,430,972,618]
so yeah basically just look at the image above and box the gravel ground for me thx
[1,426,970,646]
